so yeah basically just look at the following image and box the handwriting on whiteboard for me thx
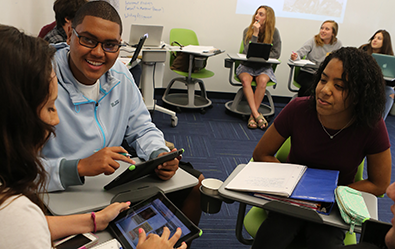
[124,1,164,21]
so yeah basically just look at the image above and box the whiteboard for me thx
[1,0,395,97]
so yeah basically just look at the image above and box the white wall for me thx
[1,0,395,97]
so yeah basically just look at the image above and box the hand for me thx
[154,148,179,181]
[136,227,187,249]
[95,201,131,231]
[77,146,136,177]
[252,21,260,36]
[290,52,298,60]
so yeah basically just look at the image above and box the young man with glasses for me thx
[41,0,203,233]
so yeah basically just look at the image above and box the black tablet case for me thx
[246,42,272,60]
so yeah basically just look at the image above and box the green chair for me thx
[224,41,278,117]
[236,138,365,247]
[162,28,214,111]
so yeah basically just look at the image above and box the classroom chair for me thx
[224,41,278,118]
[235,138,365,247]
[162,28,214,112]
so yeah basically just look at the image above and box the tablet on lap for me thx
[108,191,202,248]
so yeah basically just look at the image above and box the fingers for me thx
[137,228,147,246]
[177,242,187,249]
[168,227,182,245]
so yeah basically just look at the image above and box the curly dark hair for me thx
[309,47,385,128]
[54,0,87,29]
[0,25,56,211]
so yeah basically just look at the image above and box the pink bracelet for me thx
[91,212,97,233]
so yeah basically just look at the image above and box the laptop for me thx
[129,24,163,47]
[247,42,272,60]
[372,53,395,79]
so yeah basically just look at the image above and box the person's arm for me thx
[270,28,282,59]
[154,148,180,181]
[348,148,391,196]
[46,202,130,241]
[252,124,287,163]
[293,38,314,61]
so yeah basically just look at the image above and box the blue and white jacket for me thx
[41,43,168,191]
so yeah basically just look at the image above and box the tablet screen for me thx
[109,192,201,249]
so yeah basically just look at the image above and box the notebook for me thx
[246,42,272,60]
[129,24,163,47]
[372,53,395,79]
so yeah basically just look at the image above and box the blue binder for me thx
[290,168,339,214]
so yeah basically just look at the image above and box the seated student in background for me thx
[290,20,342,97]
[40,0,203,237]
[251,47,391,249]
[236,5,281,130]
[359,29,395,120]
[0,24,186,249]
[44,0,87,44]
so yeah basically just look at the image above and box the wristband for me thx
[91,212,97,233]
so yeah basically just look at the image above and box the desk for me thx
[287,60,319,93]
[218,164,378,233]
[225,53,280,116]
[44,160,198,216]
[120,47,178,127]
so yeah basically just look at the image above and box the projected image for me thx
[236,0,348,23]
[283,0,345,17]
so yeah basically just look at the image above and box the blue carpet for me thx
[151,97,395,248]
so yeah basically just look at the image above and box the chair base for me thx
[225,100,271,116]
[163,93,212,109]
[162,76,212,109]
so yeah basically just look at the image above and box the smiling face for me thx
[255,7,267,26]
[67,15,121,85]
[319,22,334,44]
[371,32,384,51]
[315,58,354,122]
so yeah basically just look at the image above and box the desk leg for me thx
[140,62,178,127]
[235,202,254,245]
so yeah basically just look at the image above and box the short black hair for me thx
[310,47,386,128]
[54,0,87,29]
[72,0,122,35]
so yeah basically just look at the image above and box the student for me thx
[44,0,87,44]
[290,20,342,97]
[40,0,203,237]
[251,47,391,249]
[359,29,395,120]
[236,5,281,130]
[0,24,187,249]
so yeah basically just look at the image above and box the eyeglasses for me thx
[72,29,123,53]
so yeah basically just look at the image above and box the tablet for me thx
[247,42,272,60]
[108,191,202,249]
[104,149,184,190]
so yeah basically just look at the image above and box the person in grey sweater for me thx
[290,20,342,97]
[236,5,281,130]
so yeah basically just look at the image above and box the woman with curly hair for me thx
[290,20,342,97]
[359,29,394,120]
[0,24,186,249]
[236,5,281,130]
[251,47,391,249]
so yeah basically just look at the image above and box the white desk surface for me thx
[44,160,198,216]
[227,53,280,64]
[218,164,378,233]
[287,60,319,69]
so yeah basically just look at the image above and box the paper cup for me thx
[201,178,223,196]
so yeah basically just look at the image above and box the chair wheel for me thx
[171,116,178,127]
[200,108,206,114]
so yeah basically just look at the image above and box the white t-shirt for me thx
[75,79,100,102]
[0,195,51,248]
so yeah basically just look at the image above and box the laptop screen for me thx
[129,24,163,47]
[372,53,395,79]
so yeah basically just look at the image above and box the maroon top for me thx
[274,97,390,185]
[38,21,56,38]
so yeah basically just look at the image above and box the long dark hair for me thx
[0,25,56,211]
[309,47,385,128]
[360,30,394,55]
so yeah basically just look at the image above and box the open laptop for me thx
[372,53,395,79]
[129,24,163,47]
[247,42,272,60]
